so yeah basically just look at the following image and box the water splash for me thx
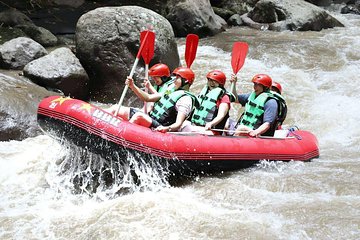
[45,140,170,200]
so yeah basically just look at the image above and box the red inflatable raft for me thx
[37,96,320,176]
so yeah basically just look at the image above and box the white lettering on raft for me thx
[92,109,121,127]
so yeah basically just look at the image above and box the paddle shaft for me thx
[143,64,149,113]
[114,31,151,116]
[114,58,140,115]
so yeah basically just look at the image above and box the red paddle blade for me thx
[140,30,155,64]
[185,34,199,68]
[231,42,249,74]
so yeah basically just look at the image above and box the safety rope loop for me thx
[287,126,302,140]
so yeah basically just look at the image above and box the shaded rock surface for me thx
[245,0,344,31]
[0,37,47,70]
[23,47,89,100]
[166,0,226,37]
[0,72,57,141]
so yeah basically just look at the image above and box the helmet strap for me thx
[181,78,189,87]
[161,76,170,83]
[180,81,190,90]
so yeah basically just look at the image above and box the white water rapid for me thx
[1,10,359,240]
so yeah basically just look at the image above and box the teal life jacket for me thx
[150,90,198,126]
[191,86,233,129]
[238,90,287,136]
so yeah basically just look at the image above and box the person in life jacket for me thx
[128,66,199,133]
[145,63,175,95]
[270,81,287,130]
[229,73,287,137]
[271,81,282,94]
[105,63,175,119]
[181,70,234,135]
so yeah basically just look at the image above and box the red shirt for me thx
[216,94,231,108]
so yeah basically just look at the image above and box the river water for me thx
[1,10,359,240]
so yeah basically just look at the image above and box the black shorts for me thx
[129,107,161,128]
[129,107,140,119]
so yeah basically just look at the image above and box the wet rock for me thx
[227,14,244,26]
[245,0,344,31]
[166,0,226,37]
[15,24,58,47]
[23,47,89,100]
[213,7,236,21]
[305,0,333,6]
[0,37,48,70]
[341,2,360,15]
[0,72,57,141]
[0,8,58,46]
[241,13,269,30]
[211,0,256,16]
[0,26,27,45]
[0,8,34,27]
[51,0,85,8]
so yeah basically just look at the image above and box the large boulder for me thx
[75,6,180,103]
[166,0,226,37]
[23,47,89,100]
[243,0,344,31]
[0,37,48,70]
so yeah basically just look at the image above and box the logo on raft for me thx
[92,109,121,127]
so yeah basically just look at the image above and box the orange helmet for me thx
[172,67,195,85]
[272,81,282,94]
[206,70,226,86]
[251,74,272,88]
[148,63,170,77]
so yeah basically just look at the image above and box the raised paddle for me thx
[231,42,248,75]
[185,34,199,68]
[140,30,155,113]
[230,42,249,92]
[114,30,153,116]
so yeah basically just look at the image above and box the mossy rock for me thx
[0,26,27,45]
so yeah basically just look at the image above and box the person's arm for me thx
[128,77,162,102]
[237,94,250,107]
[204,95,230,130]
[229,74,239,103]
[155,111,187,133]
[205,102,229,130]
[143,79,158,94]
[248,122,270,137]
